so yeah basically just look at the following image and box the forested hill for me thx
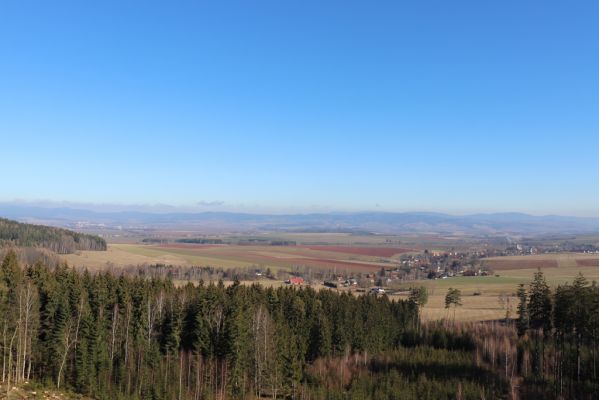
[0,252,511,400]
[0,217,106,253]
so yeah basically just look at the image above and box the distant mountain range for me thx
[1,203,599,236]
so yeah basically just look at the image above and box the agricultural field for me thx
[481,252,599,270]
[394,253,599,321]
[62,242,599,323]
[62,242,412,272]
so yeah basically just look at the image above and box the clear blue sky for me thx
[1,1,598,216]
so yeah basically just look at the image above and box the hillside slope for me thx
[0,217,106,254]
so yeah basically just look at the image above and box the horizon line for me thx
[1,200,598,219]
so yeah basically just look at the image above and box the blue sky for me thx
[1,1,598,216]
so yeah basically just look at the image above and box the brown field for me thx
[483,253,599,269]
[576,258,599,266]
[483,258,558,270]
[63,243,398,272]
[156,243,227,249]
[298,245,411,257]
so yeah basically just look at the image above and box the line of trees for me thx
[515,270,599,398]
[0,218,107,253]
[446,271,599,399]
[11,246,599,399]
[0,250,418,399]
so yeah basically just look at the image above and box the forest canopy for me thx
[0,217,106,253]
[0,251,513,400]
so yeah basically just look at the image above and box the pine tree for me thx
[307,300,332,362]
[516,284,529,337]
[528,270,552,332]
[528,270,552,380]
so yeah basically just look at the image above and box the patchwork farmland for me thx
[62,242,413,272]
[62,242,599,323]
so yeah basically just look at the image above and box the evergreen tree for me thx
[516,284,529,337]
[528,270,552,333]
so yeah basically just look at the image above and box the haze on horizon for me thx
[1,1,598,217]
[2,199,599,220]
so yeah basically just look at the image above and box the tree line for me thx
[514,270,599,398]
[0,218,107,253]
[4,244,598,399]
[0,250,422,399]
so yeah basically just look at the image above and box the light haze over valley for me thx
[1,1,599,399]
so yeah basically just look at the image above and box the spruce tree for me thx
[516,284,529,337]
[528,270,552,332]
[528,269,552,380]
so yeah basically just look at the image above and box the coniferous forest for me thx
[0,218,107,253]
[0,250,510,400]
[1,249,599,399]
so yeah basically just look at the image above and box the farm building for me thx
[286,277,304,285]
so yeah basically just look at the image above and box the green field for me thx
[393,253,599,321]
